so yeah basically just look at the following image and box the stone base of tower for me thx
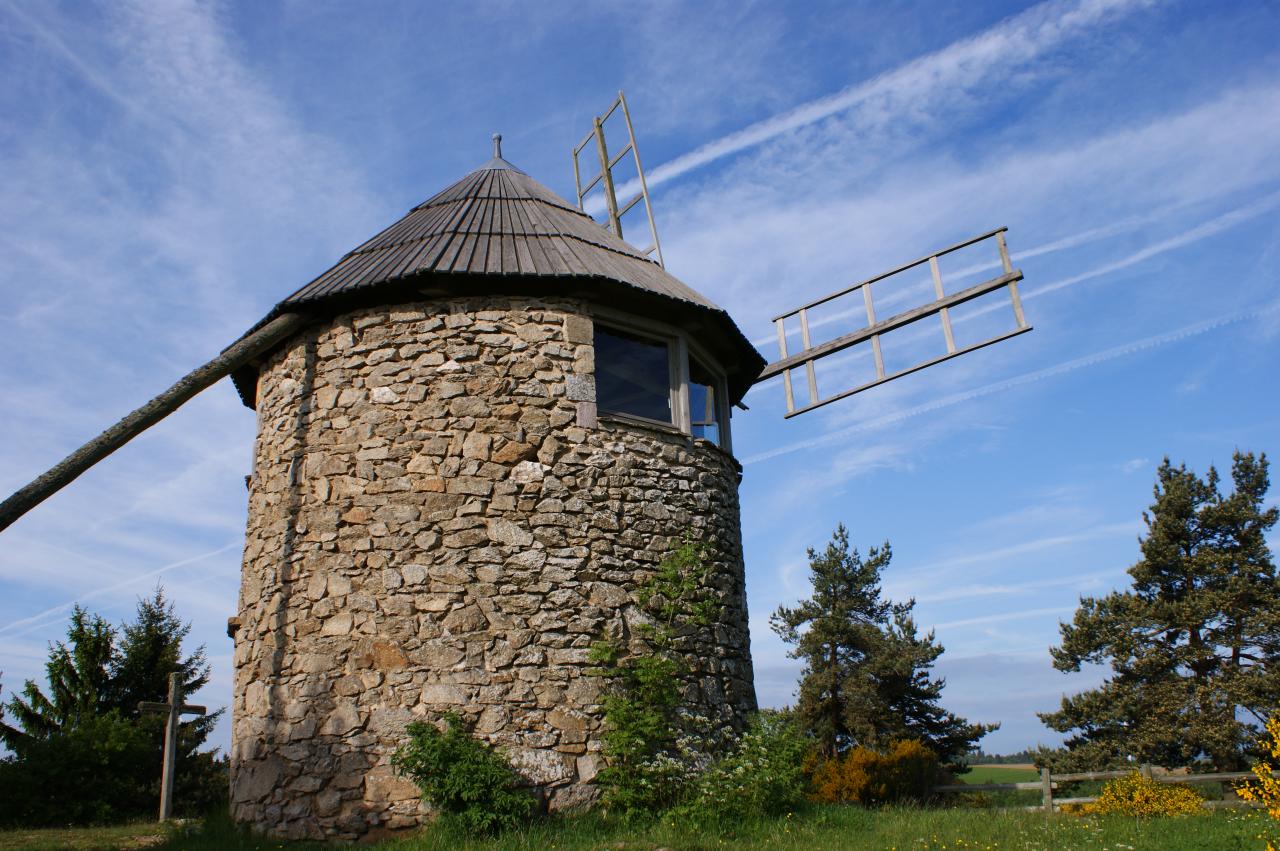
[230,298,755,840]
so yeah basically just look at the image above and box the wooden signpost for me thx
[138,671,207,821]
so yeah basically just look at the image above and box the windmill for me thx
[0,91,1031,838]
[0,91,1030,533]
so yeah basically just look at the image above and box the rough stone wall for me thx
[231,296,755,841]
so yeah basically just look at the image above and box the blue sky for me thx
[1,0,1277,757]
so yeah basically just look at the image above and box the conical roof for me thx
[233,152,764,407]
[281,155,721,310]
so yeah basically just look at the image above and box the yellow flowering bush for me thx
[1238,717,1280,850]
[809,739,939,805]
[1077,771,1202,817]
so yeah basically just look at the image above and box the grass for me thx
[4,805,1265,851]
[0,820,166,850]
[377,807,1266,850]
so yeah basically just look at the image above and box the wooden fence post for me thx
[1041,766,1053,813]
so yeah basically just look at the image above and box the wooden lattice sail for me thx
[759,227,1031,416]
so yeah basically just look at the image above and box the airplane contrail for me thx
[0,540,239,637]
[599,0,1157,211]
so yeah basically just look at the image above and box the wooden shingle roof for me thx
[233,154,765,408]
[279,157,719,311]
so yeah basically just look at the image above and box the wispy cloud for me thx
[907,569,1122,604]
[0,0,383,755]
[627,0,1157,196]
[890,523,1137,584]
[1027,189,1280,303]
[0,542,239,639]
[934,605,1074,630]
[664,75,1280,340]
[746,193,1270,350]
[1119,458,1149,474]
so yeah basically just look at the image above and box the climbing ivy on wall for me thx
[588,533,724,817]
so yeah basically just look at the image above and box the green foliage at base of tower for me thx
[588,534,726,817]
[668,710,810,825]
[392,714,535,836]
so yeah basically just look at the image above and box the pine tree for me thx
[1040,451,1280,771]
[870,612,995,764]
[0,587,226,826]
[108,586,222,771]
[771,524,995,766]
[0,607,115,748]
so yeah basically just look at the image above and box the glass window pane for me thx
[594,327,672,423]
[690,357,720,445]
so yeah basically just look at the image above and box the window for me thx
[592,319,732,451]
[593,326,674,423]
[689,357,721,444]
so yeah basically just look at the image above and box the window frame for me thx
[591,308,733,453]
[686,349,731,454]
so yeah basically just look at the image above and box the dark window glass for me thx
[689,358,721,444]
[594,327,672,422]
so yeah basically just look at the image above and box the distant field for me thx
[963,763,1039,784]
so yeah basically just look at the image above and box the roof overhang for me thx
[230,271,765,410]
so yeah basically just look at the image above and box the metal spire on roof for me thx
[480,133,518,172]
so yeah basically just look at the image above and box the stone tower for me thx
[226,145,766,840]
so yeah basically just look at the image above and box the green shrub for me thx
[609,723,719,818]
[589,642,686,814]
[0,711,153,826]
[391,714,535,835]
[671,710,810,825]
[809,739,940,805]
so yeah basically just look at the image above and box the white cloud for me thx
[663,81,1280,338]
[892,523,1137,580]
[0,542,240,639]
[0,0,386,756]
[1026,189,1280,305]
[934,605,1074,630]
[1119,458,1149,474]
[907,569,1121,605]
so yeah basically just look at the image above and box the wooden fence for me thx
[935,764,1263,812]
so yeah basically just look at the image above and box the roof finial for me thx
[492,133,503,160]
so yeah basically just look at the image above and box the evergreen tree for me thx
[0,607,115,748]
[110,587,204,712]
[771,524,995,766]
[0,587,226,826]
[108,587,222,773]
[1040,451,1280,771]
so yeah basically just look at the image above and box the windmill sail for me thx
[759,227,1031,417]
[571,90,664,266]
